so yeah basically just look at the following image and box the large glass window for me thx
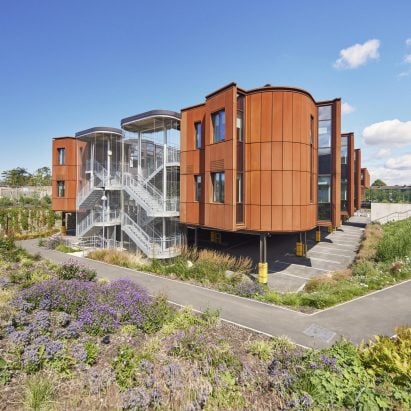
[195,175,202,201]
[341,135,348,212]
[57,181,65,197]
[310,115,314,203]
[236,112,243,142]
[317,104,332,221]
[58,148,65,165]
[212,172,225,203]
[236,173,243,203]
[195,122,202,149]
[212,110,225,143]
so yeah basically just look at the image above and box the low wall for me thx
[371,203,411,222]
[0,186,51,199]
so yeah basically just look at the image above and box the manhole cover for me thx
[303,323,336,343]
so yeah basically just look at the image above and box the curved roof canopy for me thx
[121,110,180,132]
[75,127,123,139]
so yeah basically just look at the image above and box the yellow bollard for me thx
[315,230,321,242]
[296,241,303,256]
[327,225,333,234]
[258,262,268,284]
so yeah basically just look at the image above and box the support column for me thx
[258,233,268,284]
[194,227,198,248]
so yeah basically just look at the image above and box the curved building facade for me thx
[180,82,343,236]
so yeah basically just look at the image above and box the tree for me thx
[1,167,31,187]
[371,179,387,187]
[29,167,51,186]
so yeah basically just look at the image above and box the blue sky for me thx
[1,0,410,184]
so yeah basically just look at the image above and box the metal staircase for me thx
[122,212,181,259]
[123,172,179,217]
[77,162,121,209]
[77,210,121,238]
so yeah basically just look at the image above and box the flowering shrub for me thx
[17,278,155,336]
[57,260,96,281]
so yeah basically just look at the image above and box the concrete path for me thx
[20,239,410,349]
[261,218,367,292]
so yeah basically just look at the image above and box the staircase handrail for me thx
[374,209,411,224]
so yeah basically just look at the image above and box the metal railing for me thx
[77,209,121,237]
[374,209,411,224]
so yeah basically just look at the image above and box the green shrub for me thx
[57,260,96,281]
[246,339,273,361]
[84,341,99,366]
[141,295,175,334]
[112,346,139,390]
[359,326,411,386]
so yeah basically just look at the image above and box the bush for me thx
[57,260,96,281]
[359,326,411,386]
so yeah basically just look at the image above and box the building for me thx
[52,82,366,266]
[52,111,182,258]
[179,83,362,267]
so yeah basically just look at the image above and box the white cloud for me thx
[370,166,411,185]
[376,148,391,158]
[404,54,411,64]
[406,38,411,46]
[341,102,355,115]
[385,154,411,170]
[363,119,411,146]
[334,39,380,69]
[398,70,410,78]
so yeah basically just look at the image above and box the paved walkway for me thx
[20,239,410,349]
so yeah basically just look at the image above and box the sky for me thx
[0,0,410,185]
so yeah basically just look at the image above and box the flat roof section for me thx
[121,110,181,132]
[75,127,123,139]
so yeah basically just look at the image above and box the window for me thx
[212,110,225,143]
[195,122,202,149]
[236,173,243,203]
[57,148,65,165]
[195,175,202,201]
[236,111,243,142]
[310,115,314,203]
[57,181,65,197]
[212,172,225,203]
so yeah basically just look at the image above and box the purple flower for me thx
[72,343,87,363]
[22,345,41,371]
[55,312,71,327]
[34,310,51,331]
[9,330,31,346]
[121,387,151,410]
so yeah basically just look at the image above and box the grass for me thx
[88,246,252,289]
[23,374,55,410]
[54,244,80,253]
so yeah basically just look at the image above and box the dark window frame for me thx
[194,175,202,202]
[57,180,65,197]
[57,147,65,165]
[212,109,225,143]
[195,122,202,149]
[212,172,225,203]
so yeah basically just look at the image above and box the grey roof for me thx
[121,110,180,127]
[75,127,123,138]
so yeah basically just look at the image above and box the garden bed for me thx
[0,239,410,410]
[85,218,411,311]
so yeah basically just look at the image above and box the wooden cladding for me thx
[51,138,77,212]
[210,159,224,172]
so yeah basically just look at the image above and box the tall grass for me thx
[24,375,55,410]
[375,218,411,262]
[87,249,148,269]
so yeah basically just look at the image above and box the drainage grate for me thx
[303,323,336,343]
